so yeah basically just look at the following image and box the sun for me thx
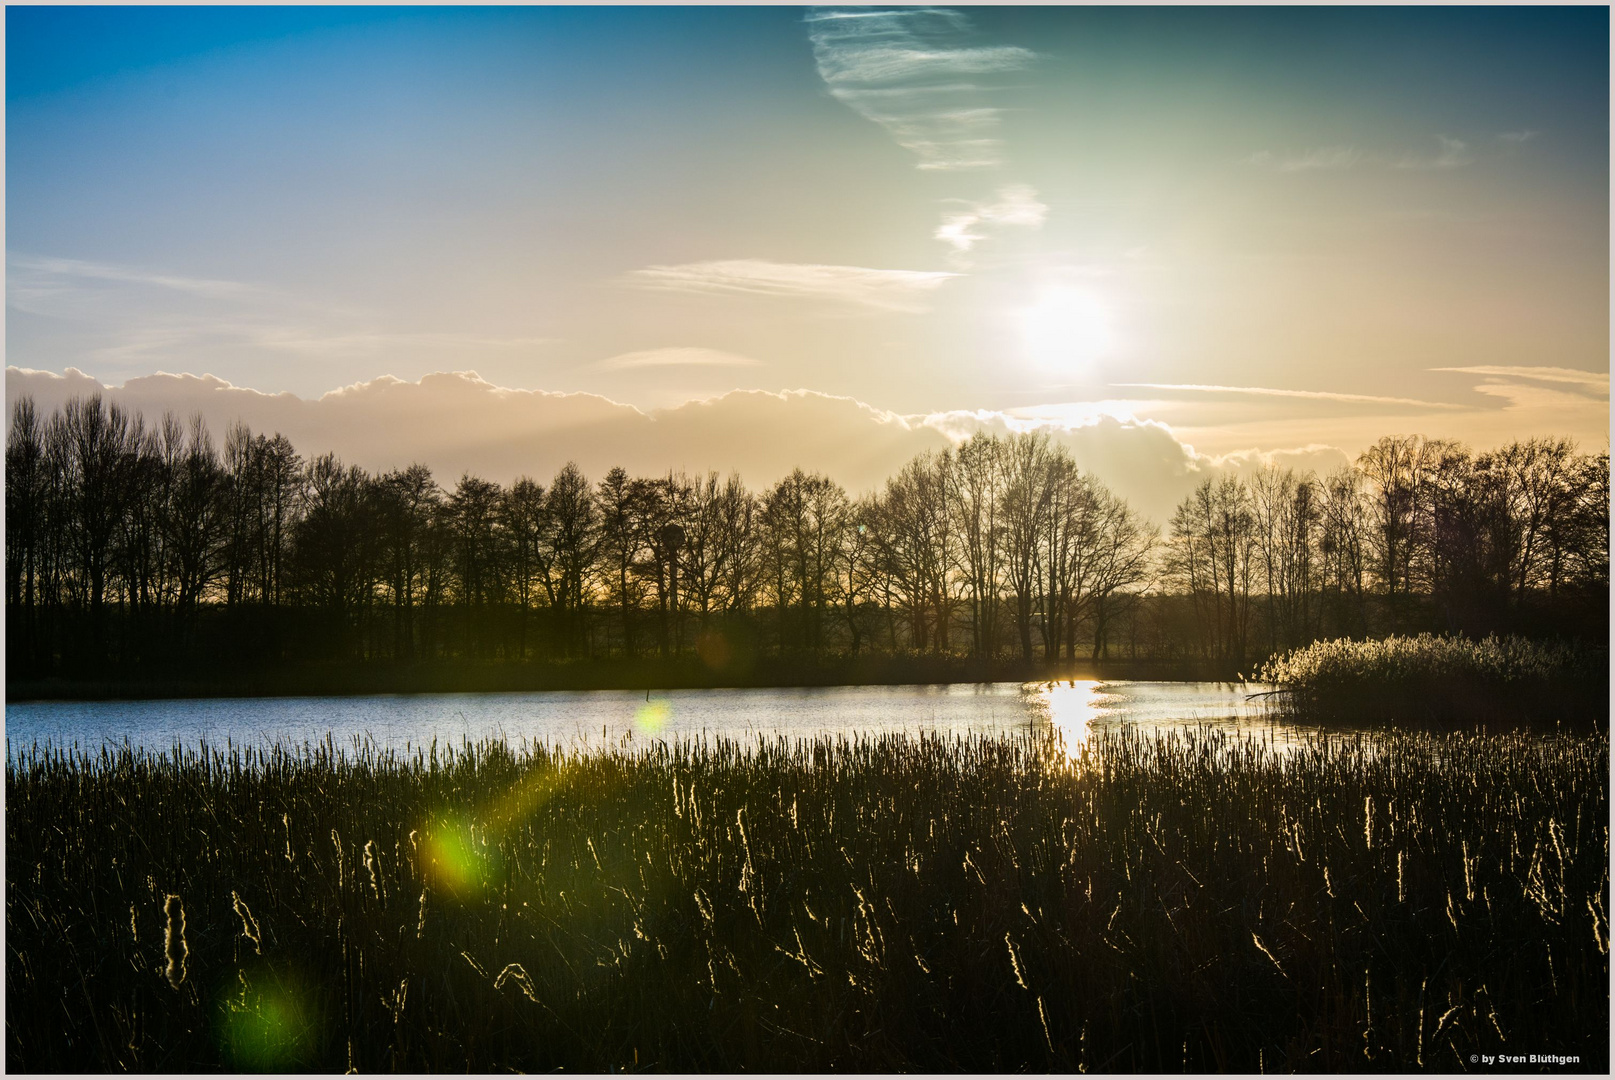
[1015,285,1114,376]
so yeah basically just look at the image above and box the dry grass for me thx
[1257,634,1606,725]
[7,727,1608,1071]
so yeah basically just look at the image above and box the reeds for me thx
[6,728,1608,1071]
[1257,633,1607,725]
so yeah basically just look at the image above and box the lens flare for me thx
[635,699,673,734]
[423,815,488,896]
[695,629,732,670]
[219,970,317,1071]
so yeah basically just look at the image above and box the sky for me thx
[6,5,1609,519]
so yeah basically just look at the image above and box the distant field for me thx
[7,728,1608,1072]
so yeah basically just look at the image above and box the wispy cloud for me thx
[627,259,959,313]
[1112,382,1461,409]
[6,250,552,371]
[1248,146,1360,172]
[1466,381,1608,412]
[7,253,270,305]
[1396,134,1473,170]
[597,347,764,371]
[1497,130,1537,144]
[935,183,1048,254]
[1433,365,1609,395]
[805,7,1035,171]
[1250,135,1491,174]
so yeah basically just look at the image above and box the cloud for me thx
[934,183,1048,253]
[1432,365,1608,395]
[1465,381,1610,413]
[1497,131,1537,144]
[1396,134,1473,170]
[1250,136,1491,174]
[805,7,1036,171]
[627,259,959,312]
[7,253,270,304]
[6,251,552,374]
[1248,146,1360,172]
[1111,383,1461,410]
[5,366,1221,523]
[1280,146,1360,172]
[597,347,764,370]
[1214,444,1354,482]
[12,366,1599,529]
[1431,365,1609,419]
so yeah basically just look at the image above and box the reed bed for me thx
[1257,634,1607,725]
[7,728,1608,1072]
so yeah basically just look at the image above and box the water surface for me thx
[4,681,1340,760]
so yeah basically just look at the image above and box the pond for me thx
[4,681,1346,760]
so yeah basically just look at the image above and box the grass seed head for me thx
[163,893,188,990]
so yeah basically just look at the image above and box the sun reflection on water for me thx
[1036,680,1104,758]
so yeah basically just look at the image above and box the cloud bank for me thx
[15,364,1592,528]
[6,367,1237,523]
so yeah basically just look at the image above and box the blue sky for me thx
[6,5,1608,493]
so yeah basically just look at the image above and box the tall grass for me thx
[7,728,1608,1072]
[1257,633,1607,724]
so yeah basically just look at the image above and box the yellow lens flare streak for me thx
[417,694,671,902]
[420,761,573,898]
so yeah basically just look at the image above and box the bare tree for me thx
[1317,466,1371,638]
[542,462,598,658]
[595,467,646,658]
[1167,475,1257,666]
[376,464,442,661]
[1250,465,1320,652]
[1000,432,1052,661]
[871,452,955,654]
[501,476,546,661]
[6,399,46,671]
[951,432,1006,658]
[761,469,850,655]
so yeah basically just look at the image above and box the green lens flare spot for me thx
[427,816,488,895]
[220,978,314,1071]
[635,700,673,734]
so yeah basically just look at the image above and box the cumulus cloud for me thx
[805,7,1036,171]
[626,259,959,313]
[5,367,1231,523]
[934,183,1048,254]
[1213,444,1354,482]
[596,347,764,370]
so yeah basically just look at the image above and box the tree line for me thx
[6,394,1607,681]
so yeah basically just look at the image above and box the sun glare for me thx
[1039,680,1103,758]
[1016,286,1114,375]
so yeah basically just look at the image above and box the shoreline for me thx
[6,656,1239,702]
